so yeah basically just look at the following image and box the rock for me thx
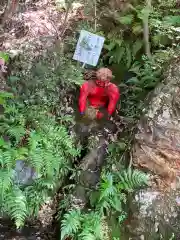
[126,56,180,239]
[123,189,180,239]
[133,56,180,189]
[71,136,108,208]
[13,160,38,186]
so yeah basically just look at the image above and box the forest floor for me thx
[1,0,180,239]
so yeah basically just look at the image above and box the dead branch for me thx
[143,0,151,58]
[1,0,19,27]
[59,1,74,39]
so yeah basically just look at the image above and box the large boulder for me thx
[125,56,180,239]
[123,189,180,239]
[133,56,180,189]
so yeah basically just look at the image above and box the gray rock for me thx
[12,160,38,186]
[126,55,180,239]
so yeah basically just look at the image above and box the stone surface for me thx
[123,189,180,239]
[125,55,180,239]
[133,55,180,189]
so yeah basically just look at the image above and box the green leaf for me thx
[117,14,134,25]
[125,45,132,69]
[129,62,141,75]
[8,76,20,83]
[132,23,142,35]
[117,142,126,151]
[61,209,82,240]
[99,173,116,201]
[7,125,26,143]
[116,46,125,64]
[104,42,116,51]
[0,91,14,99]
[78,232,96,240]
[0,169,13,192]
[132,40,143,57]
[163,15,180,26]
[4,186,27,229]
[0,137,6,147]
[114,39,123,47]
[126,77,139,84]
[118,168,149,190]
[0,52,9,63]
[138,7,151,20]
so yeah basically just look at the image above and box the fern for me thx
[7,125,26,143]
[78,232,96,240]
[3,150,14,169]
[4,186,27,228]
[25,185,48,216]
[99,173,116,201]
[117,168,149,191]
[43,150,56,178]
[81,212,103,239]
[4,103,19,115]
[29,149,44,175]
[60,209,104,240]
[61,209,82,240]
[0,169,13,194]
[0,91,13,105]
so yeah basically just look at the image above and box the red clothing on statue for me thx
[79,80,120,116]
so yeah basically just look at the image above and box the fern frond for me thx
[43,151,56,178]
[0,169,13,193]
[3,150,13,169]
[0,91,13,105]
[29,149,44,174]
[118,168,149,190]
[35,178,56,191]
[108,194,122,213]
[78,232,96,240]
[4,104,19,115]
[7,125,26,143]
[4,186,27,229]
[25,185,47,216]
[61,209,82,240]
[82,212,103,239]
[28,131,41,151]
[98,199,111,215]
[99,173,116,201]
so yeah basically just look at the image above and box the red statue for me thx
[79,68,120,119]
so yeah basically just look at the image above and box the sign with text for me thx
[73,30,105,67]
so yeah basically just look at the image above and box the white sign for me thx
[73,30,105,67]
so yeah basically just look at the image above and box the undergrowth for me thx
[0,53,82,228]
[0,0,179,238]
[59,169,149,239]
[56,1,180,239]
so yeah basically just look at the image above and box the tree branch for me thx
[1,0,19,27]
[143,0,151,59]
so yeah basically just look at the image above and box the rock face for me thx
[133,56,180,189]
[123,189,180,240]
[125,56,180,239]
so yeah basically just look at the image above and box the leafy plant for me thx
[9,51,84,117]
[0,91,80,228]
[117,168,149,191]
[101,0,179,69]
[60,168,149,239]
[60,209,104,240]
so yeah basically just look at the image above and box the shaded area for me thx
[0,218,57,240]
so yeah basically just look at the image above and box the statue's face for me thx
[96,68,112,87]
[95,79,110,87]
